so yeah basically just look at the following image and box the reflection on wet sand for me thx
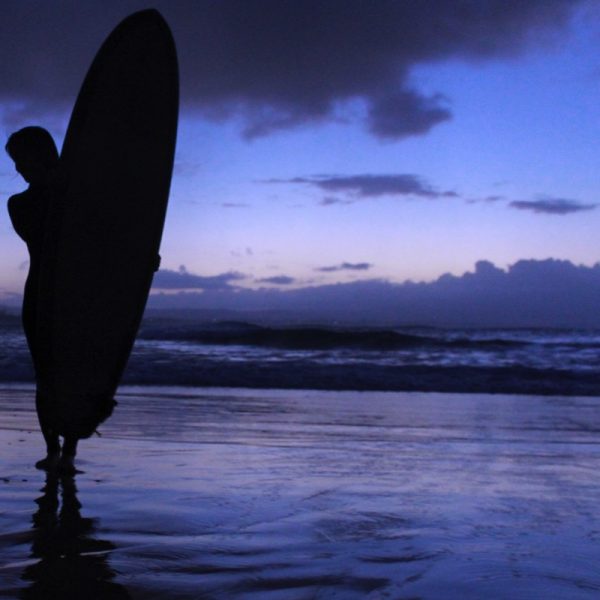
[2,386,600,598]
[20,473,130,599]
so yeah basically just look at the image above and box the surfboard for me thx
[37,10,178,438]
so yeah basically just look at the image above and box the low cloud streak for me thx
[278,174,457,200]
[257,275,296,285]
[153,266,245,290]
[509,198,597,215]
[316,262,372,273]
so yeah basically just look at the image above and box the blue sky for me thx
[1,1,599,302]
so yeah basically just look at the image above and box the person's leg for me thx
[24,285,59,469]
[34,390,60,470]
[58,436,79,474]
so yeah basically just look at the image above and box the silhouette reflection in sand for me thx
[20,474,130,599]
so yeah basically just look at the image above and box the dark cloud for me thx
[257,275,296,285]
[368,90,451,139]
[509,198,597,215]
[148,259,600,328]
[316,262,373,273]
[152,266,245,290]
[279,174,457,200]
[0,1,582,138]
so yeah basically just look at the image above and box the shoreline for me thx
[1,358,599,397]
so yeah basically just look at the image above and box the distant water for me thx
[1,320,598,395]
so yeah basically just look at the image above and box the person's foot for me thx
[57,453,78,475]
[35,452,60,471]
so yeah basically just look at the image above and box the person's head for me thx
[5,126,59,185]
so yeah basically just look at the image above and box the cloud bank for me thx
[148,259,600,328]
[0,1,583,138]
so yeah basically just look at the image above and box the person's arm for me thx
[7,192,32,244]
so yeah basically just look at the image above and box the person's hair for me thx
[5,126,59,168]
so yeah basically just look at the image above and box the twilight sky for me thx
[1,0,600,306]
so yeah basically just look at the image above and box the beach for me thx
[1,385,600,598]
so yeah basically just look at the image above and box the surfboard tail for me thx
[50,390,117,439]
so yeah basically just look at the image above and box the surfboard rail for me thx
[38,10,179,438]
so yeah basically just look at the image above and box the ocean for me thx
[1,316,598,396]
[2,317,600,597]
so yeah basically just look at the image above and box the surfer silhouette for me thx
[6,126,79,473]
[5,11,177,476]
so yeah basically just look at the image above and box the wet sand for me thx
[1,385,600,598]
